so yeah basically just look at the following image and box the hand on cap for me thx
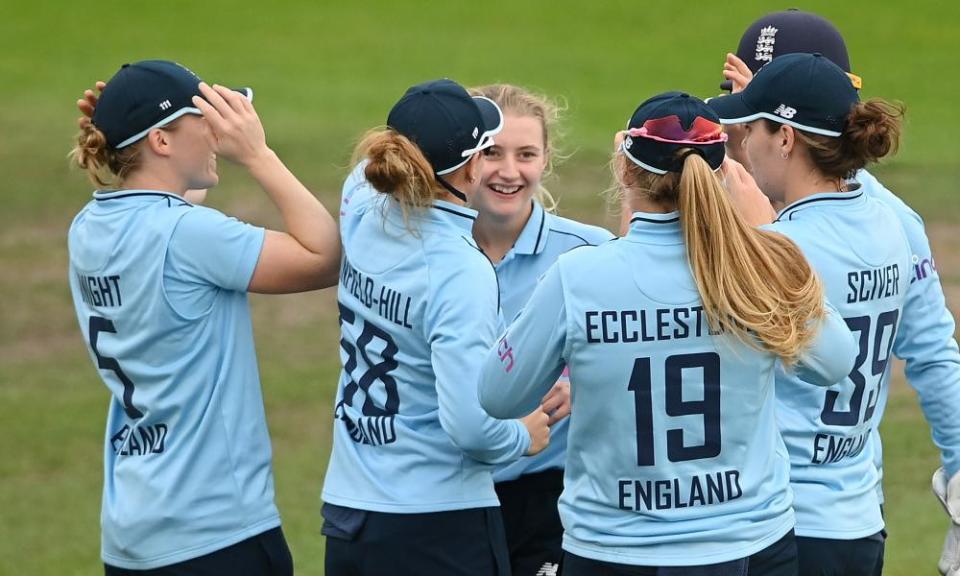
[76,81,106,127]
[721,157,776,226]
[192,82,268,168]
[723,53,754,94]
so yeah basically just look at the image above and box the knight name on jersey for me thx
[340,258,413,329]
[617,469,743,512]
[846,264,900,304]
[109,423,168,456]
[585,306,722,344]
[811,428,870,465]
[76,273,123,308]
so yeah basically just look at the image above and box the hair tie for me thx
[679,148,704,162]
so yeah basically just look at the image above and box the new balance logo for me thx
[773,104,797,119]
[159,100,172,111]
[536,563,559,576]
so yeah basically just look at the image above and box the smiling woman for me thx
[469,83,614,576]
[66,59,340,575]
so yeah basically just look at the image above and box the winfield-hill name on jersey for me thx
[585,306,723,344]
[340,257,413,329]
[618,470,743,512]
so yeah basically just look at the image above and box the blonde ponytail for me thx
[676,152,824,364]
[622,150,824,364]
[352,128,441,223]
[69,118,143,187]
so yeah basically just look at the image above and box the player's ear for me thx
[145,128,173,157]
[780,125,796,157]
[465,152,482,184]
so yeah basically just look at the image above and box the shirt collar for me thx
[625,210,683,244]
[92,189,193,206]
[775,183,864,222]
[511,201,548,256]
[424,199,477,233]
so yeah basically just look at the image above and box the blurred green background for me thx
[1,1,958,574]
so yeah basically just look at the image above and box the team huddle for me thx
[66,9,960,576]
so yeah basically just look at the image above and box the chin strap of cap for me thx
[436,176,467,203]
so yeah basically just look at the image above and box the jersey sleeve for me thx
[341,162,377,215]
[479,263,568,419]
[424,247,531,465]
[166,206,265,292]
[890,202,960,476]
[792,300,859,386]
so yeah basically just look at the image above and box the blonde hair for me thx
[69,119,143,187]
[469,84,564,212]
[618,150,825,365]
[351,127,443,224]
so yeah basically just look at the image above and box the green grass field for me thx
[1,1,958,574]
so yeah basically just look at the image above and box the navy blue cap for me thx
[386,79,503,176]
[709,53,859,137]
[721,9,860,91]
[620,92,727,174]
[92,60,252,149]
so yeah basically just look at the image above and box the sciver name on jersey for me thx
[766,184,912,540]
[853,169,960,502]
[479,211,856,566]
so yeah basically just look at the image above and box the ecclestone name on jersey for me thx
[585,306,723,344]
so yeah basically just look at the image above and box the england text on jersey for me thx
[617,470,743,512]
[811,428,871,465]
[110,423,168,456]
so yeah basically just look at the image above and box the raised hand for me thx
[722,53,754,94]
[76,80,106,126]
[191,82,268,167]
[721,157,776,226]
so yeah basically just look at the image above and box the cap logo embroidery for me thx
[159,100,172,111]
[755,26,778,63]
[623,136,633,149]
[773,104,797,119]
[472,126,479,139]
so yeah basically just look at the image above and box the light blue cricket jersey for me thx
[68,190,276,570]
[491,201,614,483]
[479,211,856,566]
[766,186,912,539]
[321,165,530,514]
[854,170,960,500]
